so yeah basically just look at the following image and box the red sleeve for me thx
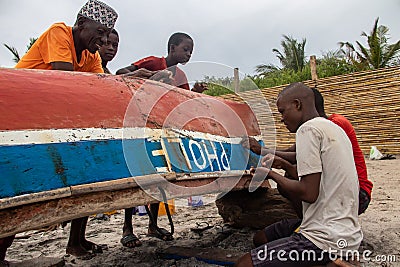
[133,56,166,71]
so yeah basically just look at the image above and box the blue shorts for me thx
[250,219,331,267]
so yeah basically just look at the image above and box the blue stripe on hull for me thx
[0,138,260,198]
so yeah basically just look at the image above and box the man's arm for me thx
[277,184,303,218]
[272,150,296,164]
[241,136,297,163]
[51,62,74,71]
[269,170,320,203]
[282,143,296,152]
[253,167,320,204]
[260,154,302,217]
[262,153,298,180]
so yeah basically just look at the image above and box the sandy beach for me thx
[4,158,400,266]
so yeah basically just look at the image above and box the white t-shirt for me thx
[296,117,362,254]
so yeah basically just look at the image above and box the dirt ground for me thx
[4,158,400,266]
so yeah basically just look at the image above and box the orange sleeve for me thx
[42,25,74,64]
[15,23,74,70]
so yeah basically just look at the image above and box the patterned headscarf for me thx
[78,0,118,29]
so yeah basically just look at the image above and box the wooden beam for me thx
[310,55,318,81]
[234,67,239,93]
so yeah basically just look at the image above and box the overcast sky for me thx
[0,0,399,78]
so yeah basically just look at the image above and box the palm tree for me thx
[254,63,279,74]
[3,37,38,63]
[273,35,307,71]
[255,35,307,74]
[339,17,400,70]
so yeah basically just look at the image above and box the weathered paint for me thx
[0,68,260,136]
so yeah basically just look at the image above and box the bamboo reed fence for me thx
[221,66,400,155]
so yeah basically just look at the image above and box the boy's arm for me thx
[192,82,208,93]
[116,64,138,75]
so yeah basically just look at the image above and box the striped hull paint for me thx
[1,127,258,198]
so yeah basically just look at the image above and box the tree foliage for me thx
[256,35,306,75]
[202,76,234,96]
[339,17,400,70]
[3,43,20,63]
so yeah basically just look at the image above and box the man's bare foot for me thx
[81,240,106,253]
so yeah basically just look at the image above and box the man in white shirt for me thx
[235,82,362,266]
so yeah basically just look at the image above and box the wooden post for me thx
[233,67,239,93]
[310,55,318,81]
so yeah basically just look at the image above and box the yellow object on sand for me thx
[103,210,117,216]
[158,199,175,216]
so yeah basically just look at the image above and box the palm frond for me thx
[3,43,20,63]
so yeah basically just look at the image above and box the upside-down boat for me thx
[0,68,267,238]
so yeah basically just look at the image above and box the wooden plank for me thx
[0,188,71,210]
[0,174,270,238]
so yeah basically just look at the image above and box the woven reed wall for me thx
[220,66,400,155]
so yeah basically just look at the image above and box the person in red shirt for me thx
[313,88,372,213]
[117,32,207,93]
[242,88,373,215]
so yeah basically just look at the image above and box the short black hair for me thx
[312,87,326,117]
[167,32,192,53]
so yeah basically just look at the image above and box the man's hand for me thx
[261,153,287,170]
[192,82,208,93]
[122,68,157,79]
[241,136,262,155]
[250,166,271,181]
[262,153,299,180]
